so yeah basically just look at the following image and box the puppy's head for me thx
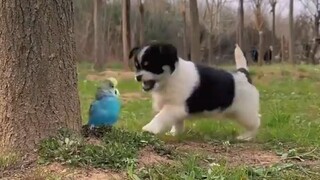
[129,42,178,91]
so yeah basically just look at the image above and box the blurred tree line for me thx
[74,0,318,70]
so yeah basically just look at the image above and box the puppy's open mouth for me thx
[142,80,156,91]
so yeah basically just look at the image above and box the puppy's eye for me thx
[135,61,139,68]
[143,61,148,66]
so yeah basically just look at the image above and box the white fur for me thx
[142,48,260,141]
[138,46,149,63]
[234,44,248,70]
[142,58,198,134]
[228,72,260,140]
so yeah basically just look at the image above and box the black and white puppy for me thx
[129,42,260,141]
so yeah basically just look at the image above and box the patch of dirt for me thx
[23,163,126,180]
[0,153,38,180]
[175,142,281,167]
[121,92,149,103]
[86,137,103,146]
[86,70,134,81]
[252,70,314,86]
[138,147,174,168]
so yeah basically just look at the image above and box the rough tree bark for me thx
[93,0,103,70]
[0,0,82,151]
[189,0,201,61]
[289,0,294,64]
[138,0,144,46]
[122,0,131,70]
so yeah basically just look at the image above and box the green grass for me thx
[78,63,320,145]
[39,127,173,170]
[38,63,320,179]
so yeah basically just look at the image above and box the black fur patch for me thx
[130,43,178,75]
[186,65,235,114]
[237,68,252,84]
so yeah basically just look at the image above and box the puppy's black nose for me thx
[135,75,142,82]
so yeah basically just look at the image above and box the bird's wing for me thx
[114,88,120,97]
[89,102,94,117]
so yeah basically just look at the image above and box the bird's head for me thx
[95,83,117,100]
[106,77,118,88]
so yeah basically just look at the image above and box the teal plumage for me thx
[87,79,121,128]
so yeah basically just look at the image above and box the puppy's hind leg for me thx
[235,111,260,141]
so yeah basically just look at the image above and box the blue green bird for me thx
[87,78,121,128]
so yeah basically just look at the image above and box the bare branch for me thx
[251,0,265,31]
[269,0,277,7]
[299,0,317,17]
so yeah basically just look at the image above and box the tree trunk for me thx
[189,0,201,61]
[132,21,138,48]
[182,0,189,60]
[207,0,214,65]
[93,0,103,70]
[271,3,276,60]
[281,35,285,62]
[208,36,213,65]
[138,0,144,46]
[289,0,294,64]
[122,0,131,70]
[238,0,244,50]
[0,0,82,152]
[311,2,320,64]
[80,17,93,61]
[258,31,264,66]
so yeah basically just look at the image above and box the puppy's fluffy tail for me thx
[234,44,252,84]
[234,44,248,70]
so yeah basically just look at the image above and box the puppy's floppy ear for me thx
[129,47,140,59]
[159,43,178,58]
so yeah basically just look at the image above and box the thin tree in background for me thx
[93,0,103,70]
[269,0,277,60]
[281,35,286,62]
[238,0,244,50]
[304,0,320,64]
[312,0,320,64]
[122,0,131,69]
[180,0,189,60]
[289,0,294,64]
[252,0,265,66]
[0,0,81,151]
[138,0,145,46]
[205,0,225,64]
[189,0,201,61]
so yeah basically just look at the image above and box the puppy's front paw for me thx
[236,135,253,141]
[142,122,161,134]
[236,130,257,141]
[168,127,180,136]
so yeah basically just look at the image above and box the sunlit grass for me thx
[74,62,320,179]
